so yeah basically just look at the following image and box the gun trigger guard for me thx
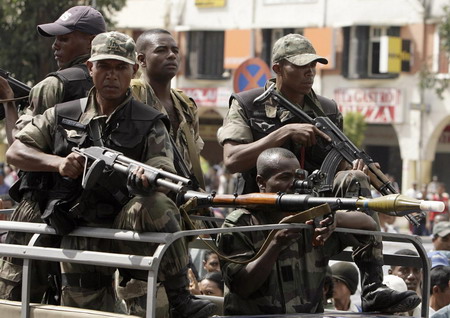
[82,158,106,190]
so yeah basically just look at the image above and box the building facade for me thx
[114,0,450,193]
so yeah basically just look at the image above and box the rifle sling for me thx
[179,199,331,265]
[0,96,29,103]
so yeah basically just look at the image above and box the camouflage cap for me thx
[88,31,136,65]
[272,33,328,66]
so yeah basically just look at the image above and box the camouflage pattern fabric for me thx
[131,76,204,175]
[216,208,344,315]
[11,90,186,311]
[89,31,137,65]
[0,198,61,303]
[272,33,328,66]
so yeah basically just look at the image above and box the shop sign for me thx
[181,87,232,107]
[334,87,403,124]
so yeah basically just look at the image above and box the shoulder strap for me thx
[230,87,265,108]
[55,97,88,122]
[172,89,206,189]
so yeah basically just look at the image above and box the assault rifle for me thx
[0,68,31,119]
[74,146,444,218]
[255,83,424,226]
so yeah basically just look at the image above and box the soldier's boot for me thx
[163,267,217,318]
[355,255,421,313]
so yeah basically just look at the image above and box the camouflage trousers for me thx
[60,191,189,312]
[0,198,61,303]
[332,170,385,291]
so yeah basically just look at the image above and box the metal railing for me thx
[0,220,430,318]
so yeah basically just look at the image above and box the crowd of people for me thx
[0,4,448,318]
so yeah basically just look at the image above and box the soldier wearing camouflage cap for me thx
[217,33,420,313]
[0,5,106,305]
[5,31,215,317]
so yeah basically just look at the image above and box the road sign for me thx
[233,57,272,93]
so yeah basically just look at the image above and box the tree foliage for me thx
[0,0,126,85]
[343,111,367,149]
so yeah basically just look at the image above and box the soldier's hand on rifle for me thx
[352,159,380,176]
[306,213,336,246]
[0,77,14,101]
[127,166,153,195]
[272,228,302,249]
[285,123,331,147]
[59,152,85,179]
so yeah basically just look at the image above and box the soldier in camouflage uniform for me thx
[5,31,215,318]
[132,28,205,188]
[217,33,420,313]
[0,5,106,304]
[217,147,390,315]
[115,28,209,316]
[0,5,106,145]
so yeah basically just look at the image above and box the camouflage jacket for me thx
[131,76,204,182]
[216,208,344,315]
[217,79,343,174]
[16,88,175,173]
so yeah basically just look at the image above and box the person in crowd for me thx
[379,213,398,233]
[406,181,422,199]
[217,32,420,314]
[199,271,224,297]
[0,5,106,145]
[0,5,106,305]
[428,183,450,233]
[3,164,18,188]
[383,275,421,317]
[428,176,440,198]
[203,250,221,273]
[429,265,450,316]
[330,262,361,312]
[204,165,221,192]
[216,147,420,315]
[432,222,450,252]
[388,249,422,294]
[4,31,215,318]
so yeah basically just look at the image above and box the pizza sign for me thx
[334,88,403,124]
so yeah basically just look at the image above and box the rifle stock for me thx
[0,68,31,119]
[257,83,423,225]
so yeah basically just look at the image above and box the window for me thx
[261,28,303,67]
[186,31,225,80]
[342,25,400,79]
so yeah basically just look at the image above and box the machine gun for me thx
[254,83,425,226]
[74,146,444,218]
[0,68,31,119]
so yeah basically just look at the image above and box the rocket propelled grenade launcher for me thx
[74,146,444,217]
[182,192,445,216]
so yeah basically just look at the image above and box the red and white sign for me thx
[180,87,232,107]
[334,88,403,124]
